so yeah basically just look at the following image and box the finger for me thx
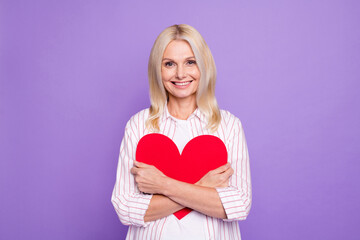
[212,162,231,174]
[134,160,150,168]
[130,167,138,175]
[223,167,234,179]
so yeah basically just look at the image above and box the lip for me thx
[171,80,193,89]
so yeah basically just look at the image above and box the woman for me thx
[111,24,252,239]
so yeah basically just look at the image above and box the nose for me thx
[176,65,186,79]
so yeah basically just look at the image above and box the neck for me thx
[167,95,197,120]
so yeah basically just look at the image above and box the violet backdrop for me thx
[1,0,359,239]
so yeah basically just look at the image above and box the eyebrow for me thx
[162,56,196,62]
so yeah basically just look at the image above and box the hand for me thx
[131,161,168,194]
[196,163,234,188]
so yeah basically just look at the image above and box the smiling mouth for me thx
[171,80,193,86]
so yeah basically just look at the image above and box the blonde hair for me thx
[146,24,221,132]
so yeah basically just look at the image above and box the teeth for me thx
[174,81,191,86]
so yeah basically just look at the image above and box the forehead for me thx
[162,40,195,59]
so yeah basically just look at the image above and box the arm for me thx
[163,178,228,219]
[132,117,252,222]
[132,161,234,221]
[144,195,183,222]
[216,117,252,221]
[111,119,153,227]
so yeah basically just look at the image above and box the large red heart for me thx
[135,133,227,220]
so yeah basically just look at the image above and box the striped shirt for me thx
[111,106,252,239]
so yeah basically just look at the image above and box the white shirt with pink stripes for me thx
[111,105,252,240]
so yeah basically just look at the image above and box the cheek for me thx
[188,68,201,79]
[161,68,175,81]
[161,78,172,92]
[162,80,170,89]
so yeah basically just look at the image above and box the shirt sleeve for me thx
[111,119,153,227]
[216,117,252,221]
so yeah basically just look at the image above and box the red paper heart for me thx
[135,133,227,220]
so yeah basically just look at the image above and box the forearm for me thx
[132,161,230,221]
[163,178,227,219]
[144,194,184,222]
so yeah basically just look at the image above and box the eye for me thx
[187,60,196,65]
[164,61,174,67]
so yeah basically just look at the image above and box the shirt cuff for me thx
[216,187,249,221]
[127,193,153,227]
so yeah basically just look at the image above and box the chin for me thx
[169,92,197,100]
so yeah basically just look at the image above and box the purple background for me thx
[1,0,359,239]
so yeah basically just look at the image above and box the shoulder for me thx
[218,109,245,142]
[126,108,150,126]
[219,109,243,128]
[124,108,150,140]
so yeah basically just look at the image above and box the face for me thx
[161,40,200,102]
